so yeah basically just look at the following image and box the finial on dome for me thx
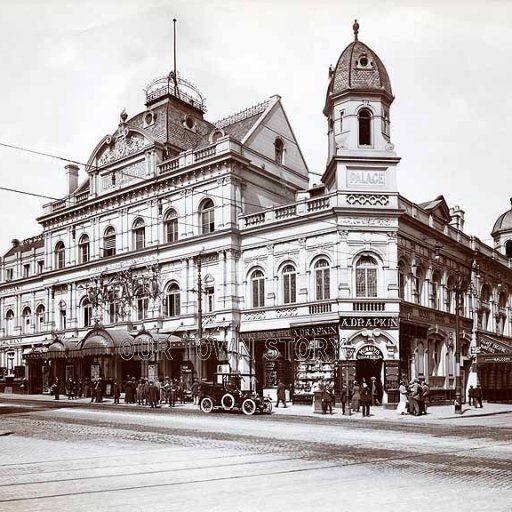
[120,109,128,122]
[510,197,512,208]
[353,19,359,41]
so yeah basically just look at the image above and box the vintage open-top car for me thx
[198,380,272,416]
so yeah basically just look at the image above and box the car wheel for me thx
[242,398,256,416]
[262,400,273,415]
[221,393,235,411]
[200,397,214,413]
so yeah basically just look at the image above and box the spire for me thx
[171,18,179,94]
[353,19,359,41]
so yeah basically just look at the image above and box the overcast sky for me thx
[0,0,511,252]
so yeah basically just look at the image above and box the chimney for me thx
[65,164,79,195]
[449,205,465,231]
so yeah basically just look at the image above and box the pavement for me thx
[1,392,511,426]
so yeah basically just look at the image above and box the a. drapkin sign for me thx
[340,316,399,329]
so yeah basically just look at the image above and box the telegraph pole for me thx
[454,281,462,414]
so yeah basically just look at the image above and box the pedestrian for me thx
[154,379,161,405]
[396,379,408,415]
[90,378,97,403]
[124,376,132,404]
[82,378,90,399]
[147,381,157,408]
[370,376,380,406]
[321,383,333,414]
[143,379,150,406]
[163,377,170,404]
[71,379,78,399]
[421,381,430,414]
[169,379,177,407]
[276,380,287,408]
[113,379,120,405]
[475,385,484,408]
[191,378,200,405]
[351,381,361,412]
[339,382,347,415]
[136,379,145,405]
[360,382,371,417]
[178,377,185,404]
[51,378,60,400]
[66,377,74,400]
[96,377,103,403]
[468,385,475,407]
[408,379,421,416]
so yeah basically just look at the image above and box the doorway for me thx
[356,359,383,402]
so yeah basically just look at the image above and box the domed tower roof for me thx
[492,199,512,236]
[324,20,393,113]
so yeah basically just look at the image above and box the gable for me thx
[419,195,452,224]
[243,100,309,177]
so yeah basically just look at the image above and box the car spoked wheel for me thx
[221,393,235,411]
[200,397,214,413]
[241,398,257,416]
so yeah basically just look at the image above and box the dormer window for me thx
[143,111,155,127]
[184,116,196,131]
[357,54,373,69]
[274,137,284,165]
[358,108,372,146]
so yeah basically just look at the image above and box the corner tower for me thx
[322,21,400,205]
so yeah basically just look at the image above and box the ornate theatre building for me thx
[1,22,511,404]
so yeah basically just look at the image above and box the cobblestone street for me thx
[1,397,511,511]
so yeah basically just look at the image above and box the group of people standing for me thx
[396,378,431,416]
[122,376,200,408]
[348,377,379,417]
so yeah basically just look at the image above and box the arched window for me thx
[274,137,284,165]
[164,209,179,243]
[506,240,512,258]
[103,227,116,257]
[78,234,90,264]
[414,266,425,305]
[282,264,297,304]
[315,260,330,301]
[355,255,378,297]
[36,305,45,333]
[22,307,31,334]
[398,261,407,300]
[358,108,372,146]
[133,218,146,250]
[251,270,265,308]
[54,241,65,269]
[135,287,149,321]
[445,277,455,313]
[431,271,441,309]
[82,299,92,328]
[166,284,181,317]
[5,309,14,336]
[200,199,215,234]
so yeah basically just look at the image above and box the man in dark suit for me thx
[276,380,287,408]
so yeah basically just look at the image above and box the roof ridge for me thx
[214,99,271,129]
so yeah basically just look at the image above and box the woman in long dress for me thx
[396,380,408,414]
[351,381,361,412]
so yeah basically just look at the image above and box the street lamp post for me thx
[454,283,462,414]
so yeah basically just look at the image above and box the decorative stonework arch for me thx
[87,128,157,169]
